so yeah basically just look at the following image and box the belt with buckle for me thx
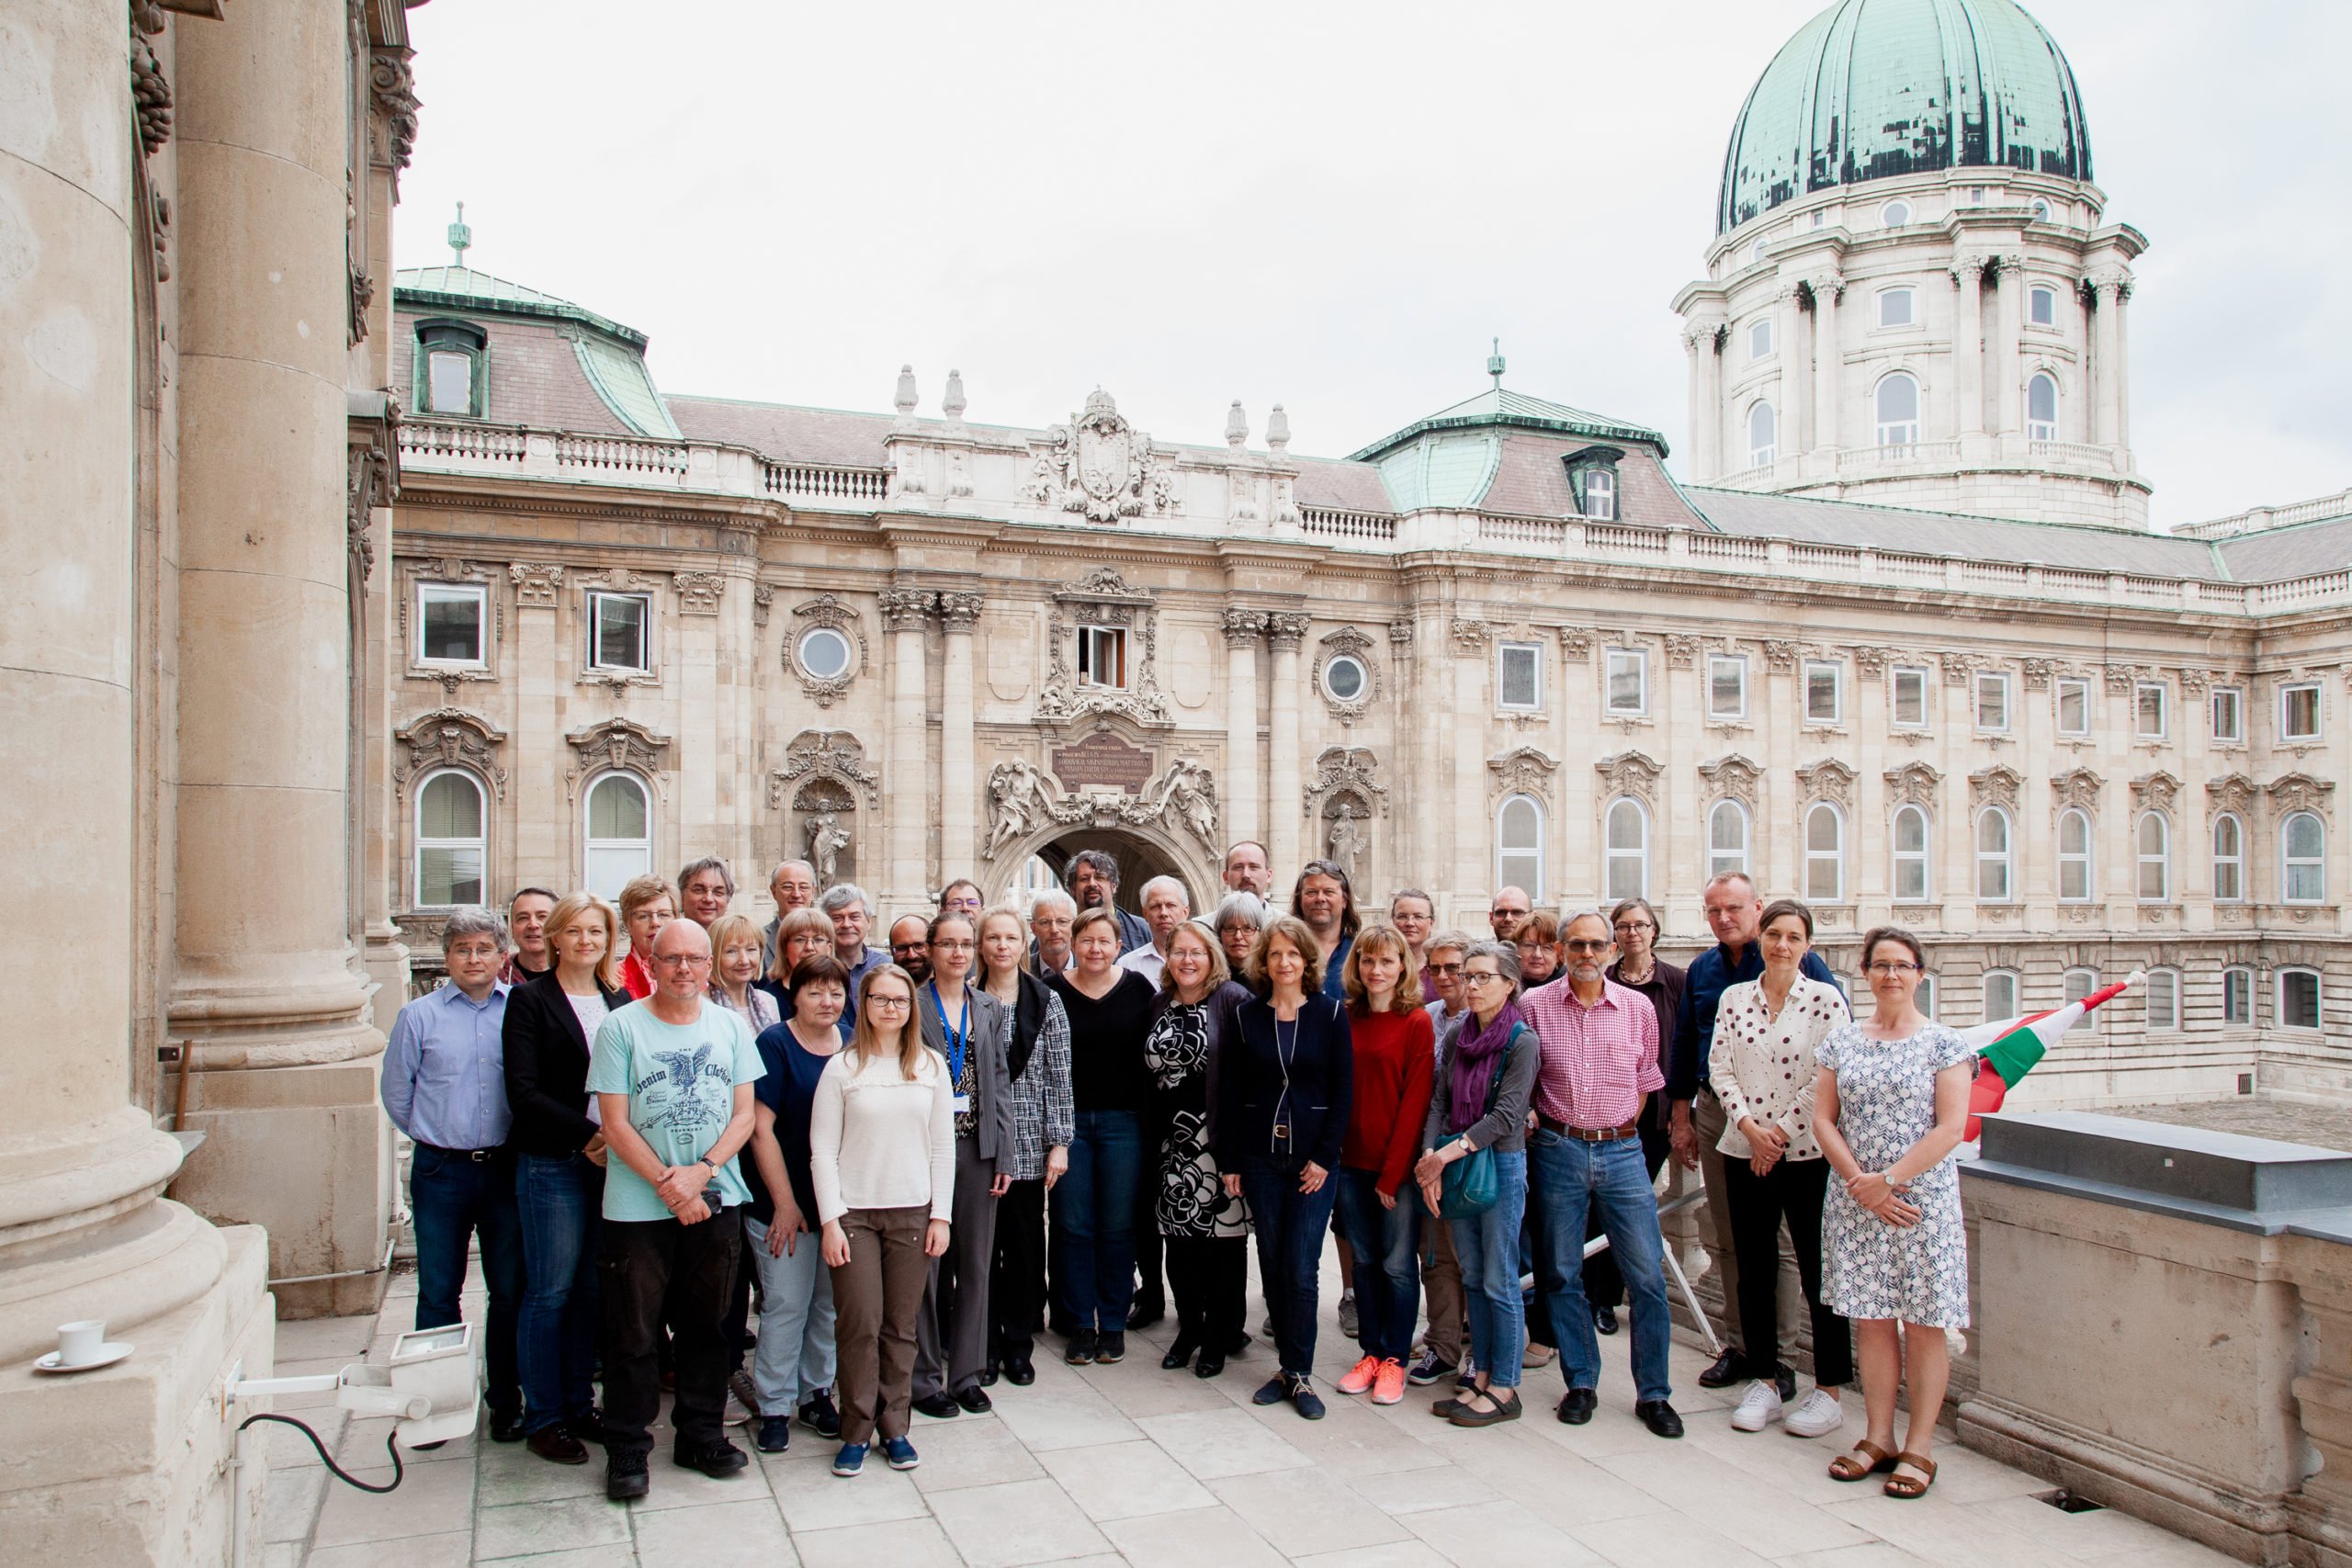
[1537,1116,1640,1143]
[419,1141,500,1163]
[1271,1122,1292,1144]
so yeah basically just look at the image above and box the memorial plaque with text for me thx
[1053,732,1157,795]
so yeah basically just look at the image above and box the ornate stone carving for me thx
[2052,766,2104,815]
[1663,635,1699,671]
[508,561,564,608]
[2267,772,2335,821]
[1021,389,1175,523]
[1941,652,1982,687]
[1265,613,1311,652]
[937,591,986,628]
[2132,771,2182,814]
[1594,750,1662,807]
[1795,757,1856,808]
[1221,607,1267,647]
[1304,746,1389,822]
[768,728,880,810]
[1883,761,1941,807]
[878,587,935,631]
[566,717,670,778]
[752,583,774,628]
[983,753,1219,859]
[368,47,421,178]
[2177,667,2213,695]
[1558,626,1595,663]
[2207,773,2256,816]
[1314,626,1380,724]
[1763,640,1799,673]
[787,594,870,707]
[2022,659,2057,692]
[345,416,397,581]
[1449,618,1491,651]
[1038,570,1170,726]
[805,812,853,887]
[1698,752,1762,808]
[1852,645,1890,676]
[1389,620,1416,649]
[130,8,173,156]
[673,570,725,615]
[394,708,508,798]
[1488,746,1559,803]
[2103,663,2143,695]
[1804,271,1845,303]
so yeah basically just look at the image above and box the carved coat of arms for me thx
[1024,389,1174,524]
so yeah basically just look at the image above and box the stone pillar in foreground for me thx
[167,0,391,1319]
[938,591,983,879]
[881,587,934,907]
[1265,614,1309,895]
[1221,609,1265,854]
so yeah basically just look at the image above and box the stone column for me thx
[1682,326,1720,479]
[938,591,983,876]
[1222,608,1266,852]
[167,0,392,1319]
[881,588,934,907]
[1950,256,1987,440]
[1266,614,1309,895]
[1451,620,1492,917]
[1809,275,1843,461]
[1777,282,1808,468]
[2111,276,2134,459]
[1990,254,2025,438]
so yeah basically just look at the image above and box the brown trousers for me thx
[830,1205,933,1446]
[1692,1087,1744,1354]
[1419,1213,1464,1363]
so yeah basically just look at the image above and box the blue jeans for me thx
[1239,1156,1341,1377]
[1333,1168,1420,1362]
[1530,1131,1673,1403]
[410,1145,523,1418]
[1446,1149,1527,1389]
[1050,1110,1141,1333]
[514,1151,602,1434]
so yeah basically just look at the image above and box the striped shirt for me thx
[1519,976,1662,1130]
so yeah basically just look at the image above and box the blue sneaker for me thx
[831,1441,867,1478]
[883,1436,920,1471]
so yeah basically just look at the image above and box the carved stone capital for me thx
[509,561,564,608]
[1448,617,1491,651]
[1852,645,1890,676]
[1763,639,1799,674]
[937,591,986,628]
[2021,658,2057,692]
[368,46,420,177]
[1946,254,1989,288]
[2177,667,2213,695]
[1663,635,1699,671]
[1804,272,1844,303]
[1267,613,1311,651]
[1680,323,1723,355]
[1221,607,1268,647]
[879,588,935,631]
[1558,626,1595,663]
[673,570,725,615]
[752,583,775,628]
[1389,620,1416,649]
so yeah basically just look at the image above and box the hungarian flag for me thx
[1958,971,2142,1139]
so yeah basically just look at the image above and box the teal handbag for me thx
[1435,1025,1521,1220]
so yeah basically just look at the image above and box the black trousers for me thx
[1722,1154,1852,1387]
[1164,1234,1247,1349]
[1580,1122,1673,1312]
[1134,1167,1166,1317]
[990,1177,1047,1360]
[600,1210,741,1459]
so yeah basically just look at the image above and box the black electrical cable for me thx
[237,1412,405,1494]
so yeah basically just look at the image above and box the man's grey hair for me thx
[441,906,510,954]
[1212,891,1269,932]
[771,859,815,883]
[1137,874,1190,910]
[820,882,875,919]
[1702,870,1758,897]
[678,856,736,896]
[1027,886,1077,920]
[1461,939,1523,999]
[1558,908,1611,939]
[1066,849,1121,888]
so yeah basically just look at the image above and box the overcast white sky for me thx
[398,0,2350,530]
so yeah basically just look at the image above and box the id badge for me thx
[952,1093,971,1113]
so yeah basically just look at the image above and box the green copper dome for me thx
[1717,0,2092,234]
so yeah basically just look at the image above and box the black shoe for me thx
[954,1385,993,1415]
[1065,1330,1098,1366]
[1556,1388,1598,1426]
[1773,1362,1798,1403]
[1194,1349,1226,1380]
[1094,1332,1125,1365]
[978,1364,1001,1387]
[912,1392,961,1420]
[797,1390,842,1439]
[1593,1304,1620,1337]
[528,1425,589,1465]
[1004,1354,1037,1386]
[1286,1375,1326,1420]
[675,1438,750,1477]
[1161,1335,1198,1371]
[755,1416,792,1453]
[1128,1301,1165,1330]
[490,1407,526,1443]
[1635,1399,1685,1439]
[1250,1374,1287,1406]
[412,1440,447,1451]
[606,1451,650,1500]
[1697,1348,1747,1389]
[1227,1331,1252,1356]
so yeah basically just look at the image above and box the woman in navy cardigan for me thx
[1217,914,1353,1419]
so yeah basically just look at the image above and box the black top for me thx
[1050,969,1158,1114]
[1607,956,1690,1131]
[747,1021,836,1224]
[501,969,633,1158]
[1216,993,1355,1172]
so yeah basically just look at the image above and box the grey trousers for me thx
[915,1134,1001,1398]
[1692,1086,1743,1354]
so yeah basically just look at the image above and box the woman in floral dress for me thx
[1814,926,1975,1500]
[1143,919,1253,1378]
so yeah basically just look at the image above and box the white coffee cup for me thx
[57,1320,105,1366]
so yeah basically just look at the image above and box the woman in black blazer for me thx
[502,892,631,1463]
[1217,915,1352,1418]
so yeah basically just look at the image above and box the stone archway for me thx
[994,821,1216,917]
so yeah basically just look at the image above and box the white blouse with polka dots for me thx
[1711,975,1851,1162]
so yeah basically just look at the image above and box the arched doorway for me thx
[995,823,1215,916]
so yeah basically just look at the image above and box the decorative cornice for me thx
[1883,761,1941,808]
[1594,750,1663,807]
[1699,752,1762,809]
[1487,745,1559,803]
[565,716,671,778]
[1795,756,1856,808]
[393,708,508,799]
[2052,765,2104,815]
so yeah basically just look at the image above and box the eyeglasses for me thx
[1561,940,1610,953]
[1463,970,1508,987]
[1489,908,1530,919]
[865,994,913,1010]
[1865,961,1921,976]
[1426,962,1464,976]
[1612,919,1655,934]
[932,939,975,953]
[650,953,711,969]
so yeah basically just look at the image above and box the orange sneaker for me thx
[1337,1355,1381,1396]
[1371,1359,1407,1405]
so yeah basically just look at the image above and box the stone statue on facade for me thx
[806,812,852,887]
[1327,809,1365,886]
[986,758,1056,859]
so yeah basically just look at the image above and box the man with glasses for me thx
[888,914,933,986]
[1667,873,1839,1393]
[762,860,819,974]
[586,919,764,1500]
[939,879,985,919]
[1584,897,1688,1332]
[1487,886,1532,942]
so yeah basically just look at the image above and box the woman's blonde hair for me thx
[707,914,764,988]
[1342,923,1420,1016]
[1157,919,1231,998]
[848,963,929,1081]
[1246,915,1326,996]
[616,874,676,926]
[543,892,620,992]
[768,906,836,983]
[978,907,1029,982]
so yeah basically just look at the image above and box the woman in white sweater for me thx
[808,962,953,1478]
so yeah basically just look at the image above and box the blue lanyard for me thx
[928,981,967,1087]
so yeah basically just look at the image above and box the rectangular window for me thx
[2222,968,2252,1025]
[1605,648,1646,716]
[1893,666,1929,728]
[417,583,486,666]
[589,592,650,672]
[1984,970,2018,1022]
[2030,286,2058,327]
[2211,685,2244,742]
[1749,320,1772,359]
[2056,677,2089,737]
[2146,970,2179,1032]
[2281,969,2323,1031]
[1077,626,1128,689]
[426,349,473,415]
[2282,683,2321,741]
[1975,671,2011,732]
[1498,643,1542,711]
[1804,660,1842,724]
[1579,468,1616,521]
[1707,655,1747,721]
[2135,682,2168,739]
[1878,288,1916,328]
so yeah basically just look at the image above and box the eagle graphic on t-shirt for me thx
[639,1043,733,1134]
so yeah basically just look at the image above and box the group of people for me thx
[380,842,1978,1505]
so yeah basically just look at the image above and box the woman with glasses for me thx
[1143,919,1253,1377]
[1815,927,1973,1498]
[1212,891,1270,977]
[1711,899,1852,1439]
[1511,911,1561,988]
[758,906,840,1027]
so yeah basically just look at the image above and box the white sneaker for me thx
[1729,1379,1783,1432]
[1782,1388,1845,1438]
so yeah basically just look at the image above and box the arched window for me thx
[1982,968,2020,1022]
[2283,812,2326,904]
[1497,794,1544,902]
[583,773,652,900]
[2136,812,2170,902]
[2027,372,2059,441]
[2063,966,2099,1032]
[2279,967,2323,1030]
[1804,802,1844,902]
[1707,800,1748,880]
[2222,966,2253,1025]
[2145,967,2181,1032]
[1747,401,1777,467]
[1975,807,2014,901]
[1893,804,1930,901]
[414,769,486,908]
[1875,373,1920,450]
[1605,797,1648,902]
[2057,807,2093,902]
[2212,812,2245,902]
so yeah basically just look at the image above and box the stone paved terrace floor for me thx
[263,1258,2240,1568]
[2113,1094,2352,1154]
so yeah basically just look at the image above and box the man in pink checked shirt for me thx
[1517,910,1682,1439]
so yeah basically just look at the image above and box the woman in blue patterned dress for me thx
[1813,926,1974,1500]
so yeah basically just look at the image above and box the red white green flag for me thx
[1958,971,2142,1138]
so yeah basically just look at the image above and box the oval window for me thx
[1880,198,1912,227]
[798,626,853,681]
[1324,654,1366,703]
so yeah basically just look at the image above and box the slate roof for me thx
[1684,486,2232,578]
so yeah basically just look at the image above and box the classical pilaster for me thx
[2089,270,2133,464]
[1682,324,1723,479]
[1266,614,1309,893]
[1949,255,1988,442]
[881,587,935,906]
[1807,274,1843,465]
[937,590,984,877]
[1451,619,1492,915]
[1222,608,1267,851]
[1990,253,2026,439]
[168,0,391,1319]
[1777,282,1809,471]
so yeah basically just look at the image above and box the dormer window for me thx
[413,320,487,418]
[1563,446,1623,521]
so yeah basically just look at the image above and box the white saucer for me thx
[33,1343,132,1374]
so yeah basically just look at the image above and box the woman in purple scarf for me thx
[1415,941,1541,1427]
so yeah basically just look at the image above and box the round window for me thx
[798,626,853,681]
[2030,198,2052,221]
[1323,655,1366,703]
[1880,198,1912,227]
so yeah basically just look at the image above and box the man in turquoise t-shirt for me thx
[586,919,763,1500]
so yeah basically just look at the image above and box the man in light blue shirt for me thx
[379,908,524,1442]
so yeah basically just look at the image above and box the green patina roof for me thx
[393,265,678,439]
[1350,387,1664,513]
[1349,387,1665,464]
[1717,0,2093,234]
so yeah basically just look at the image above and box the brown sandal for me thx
[1883,1453,1938,1498]
[1827,1439,1897,1482]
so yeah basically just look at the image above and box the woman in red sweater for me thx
[1331,924,1435,1404]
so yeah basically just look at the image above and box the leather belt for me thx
[1537,1116,1641,1143]
[418,1141,502,1163]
